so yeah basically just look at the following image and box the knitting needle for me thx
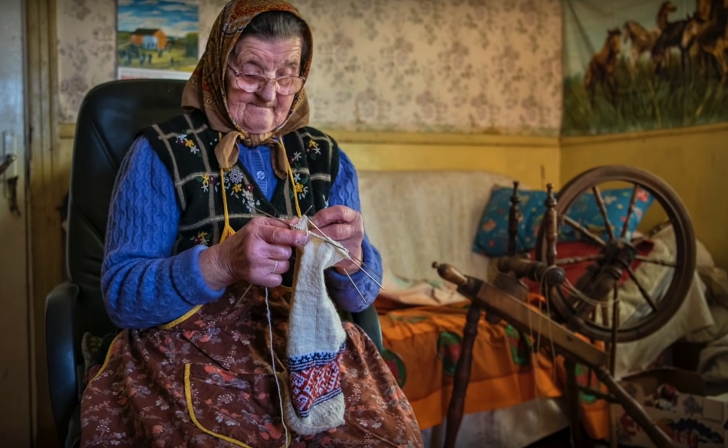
[235,283,253,309]
[254,207,316,230]
[342,257,385,291]
[256,208,383,283]
[342,268,368,305]
[254,207,296,227]
[303,217,382,277]
[305,218,385,289]
[305,223,385,290]
[254,207,384,290]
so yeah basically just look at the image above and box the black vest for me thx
[143,110,340,286]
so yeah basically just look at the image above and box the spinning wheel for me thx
[432,165,695,448]
[534,165,696,342]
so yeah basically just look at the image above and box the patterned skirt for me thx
[80,284,423,447]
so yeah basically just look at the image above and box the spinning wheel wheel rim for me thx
[536,165,696,343]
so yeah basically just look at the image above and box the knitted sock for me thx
[283,216,348,435]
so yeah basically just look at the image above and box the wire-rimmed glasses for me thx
[227,63,306,95]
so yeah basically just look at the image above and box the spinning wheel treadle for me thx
[535,165,696,343]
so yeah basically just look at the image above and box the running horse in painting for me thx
[682,0,728,84]
[623,20,660,70]
[584,28,622,105]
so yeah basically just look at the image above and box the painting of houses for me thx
[117,0,199,79]
[129,28,168,51]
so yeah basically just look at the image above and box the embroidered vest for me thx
[143,110,339,286]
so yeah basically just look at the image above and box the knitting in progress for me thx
[282,215,348,435]
[215,133,359,435]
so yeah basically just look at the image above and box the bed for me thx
[357,170,715,447]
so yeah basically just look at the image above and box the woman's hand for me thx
[311,205,364,275]
[199,217,309,289]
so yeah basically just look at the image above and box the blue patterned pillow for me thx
[473,187,655,257]
[472,188,547,256]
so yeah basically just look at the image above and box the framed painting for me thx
[117,0,199,80]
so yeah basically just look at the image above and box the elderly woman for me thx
[80,1,423,446]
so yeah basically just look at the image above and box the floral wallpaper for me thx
[57,0,563,135]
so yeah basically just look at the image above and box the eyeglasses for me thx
[227,63,306,95]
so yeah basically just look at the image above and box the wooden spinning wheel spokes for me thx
[432,166,689,448]
[536,165,696,343]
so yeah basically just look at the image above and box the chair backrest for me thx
[66,77,383,365]
[67,79,187,344]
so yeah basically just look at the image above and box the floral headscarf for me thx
[181,0,313,178]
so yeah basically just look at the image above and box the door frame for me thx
[26,0,64,446]
[0,0,32,445]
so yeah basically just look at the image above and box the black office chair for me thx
[45,79,383,448]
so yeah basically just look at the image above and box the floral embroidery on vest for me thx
[144,111,339,264]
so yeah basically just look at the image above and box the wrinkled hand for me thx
[199,216,309,289]
[311,205,364,275]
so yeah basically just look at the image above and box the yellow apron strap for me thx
[280,138,302,218]
[218,135,301,242]
[219,132,236,243]
[219,167,236,243]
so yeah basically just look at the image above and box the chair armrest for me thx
[351,304,383,353]
[46,282,80,446]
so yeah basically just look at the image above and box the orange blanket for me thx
[377,299,610,439]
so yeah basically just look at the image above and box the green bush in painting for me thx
[562,55,728,136]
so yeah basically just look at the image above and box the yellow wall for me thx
[60,126,562,192]
[62,123,726,271]
[330,131,561,190]
[561,122,728,270]
[64,120,726,267]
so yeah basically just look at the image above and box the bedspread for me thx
[377,299,611,438]
[379,301,560,430]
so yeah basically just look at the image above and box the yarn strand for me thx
[265,287,290,447]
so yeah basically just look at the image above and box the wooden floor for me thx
[525,429,573,448]
[525,429,611,448]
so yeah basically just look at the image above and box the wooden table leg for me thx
[429,423,443,448]
[443,303,482,448]
[594,367,677,448]
[565,358,586,447]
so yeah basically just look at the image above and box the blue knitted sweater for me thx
[101,136,382,329]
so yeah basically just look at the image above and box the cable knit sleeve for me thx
[325,148,383,313]
[101,136,225,329]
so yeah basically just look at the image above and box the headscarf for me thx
[181,0,313,179]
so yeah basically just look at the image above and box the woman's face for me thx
[226,35,302,134]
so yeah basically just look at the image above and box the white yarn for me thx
[265,287,290,447]
[282,215,347,435]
